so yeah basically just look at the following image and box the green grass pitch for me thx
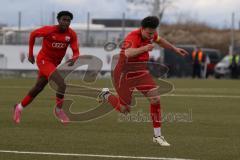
[0,78,239,160]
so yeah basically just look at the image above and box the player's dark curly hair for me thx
[141,16,159,29]
[57,11,73,20]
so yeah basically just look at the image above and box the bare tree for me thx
[127,0,173,24]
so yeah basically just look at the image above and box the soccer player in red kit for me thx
[98,16,188,146]
[13,11,79,124]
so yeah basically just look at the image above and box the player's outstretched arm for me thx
[156,37,188,57]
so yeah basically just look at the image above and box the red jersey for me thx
[113,29,159,101]
[115,29,159,75]
[120,28,158,62]
[29,25,79,64]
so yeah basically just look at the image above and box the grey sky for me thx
[1,0,240,28]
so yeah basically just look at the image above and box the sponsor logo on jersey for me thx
[52,42,67,48]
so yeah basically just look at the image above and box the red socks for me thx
[56,97,64,109]
[150,103,161,128]
[21,95,33,107]
[20,95,64,109]
[107,93,161,128]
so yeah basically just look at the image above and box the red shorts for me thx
[36,55,57,79]
[113,68,157,106]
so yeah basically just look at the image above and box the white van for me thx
[214,55,231,78]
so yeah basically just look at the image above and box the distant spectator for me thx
[192,47,204,78]
[229,53,240,79]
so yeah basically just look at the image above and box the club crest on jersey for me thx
[65,36,70,42]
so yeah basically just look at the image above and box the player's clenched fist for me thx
[144,44,154,52]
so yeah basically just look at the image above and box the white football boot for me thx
[97,88,110,103]
[153,136,170,146]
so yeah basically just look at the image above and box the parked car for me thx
[201,48,223,76]
[214,55,231,78]
[164,45,223,77]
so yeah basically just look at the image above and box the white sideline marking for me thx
[0,150,193,160]
[1,86,240,99]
